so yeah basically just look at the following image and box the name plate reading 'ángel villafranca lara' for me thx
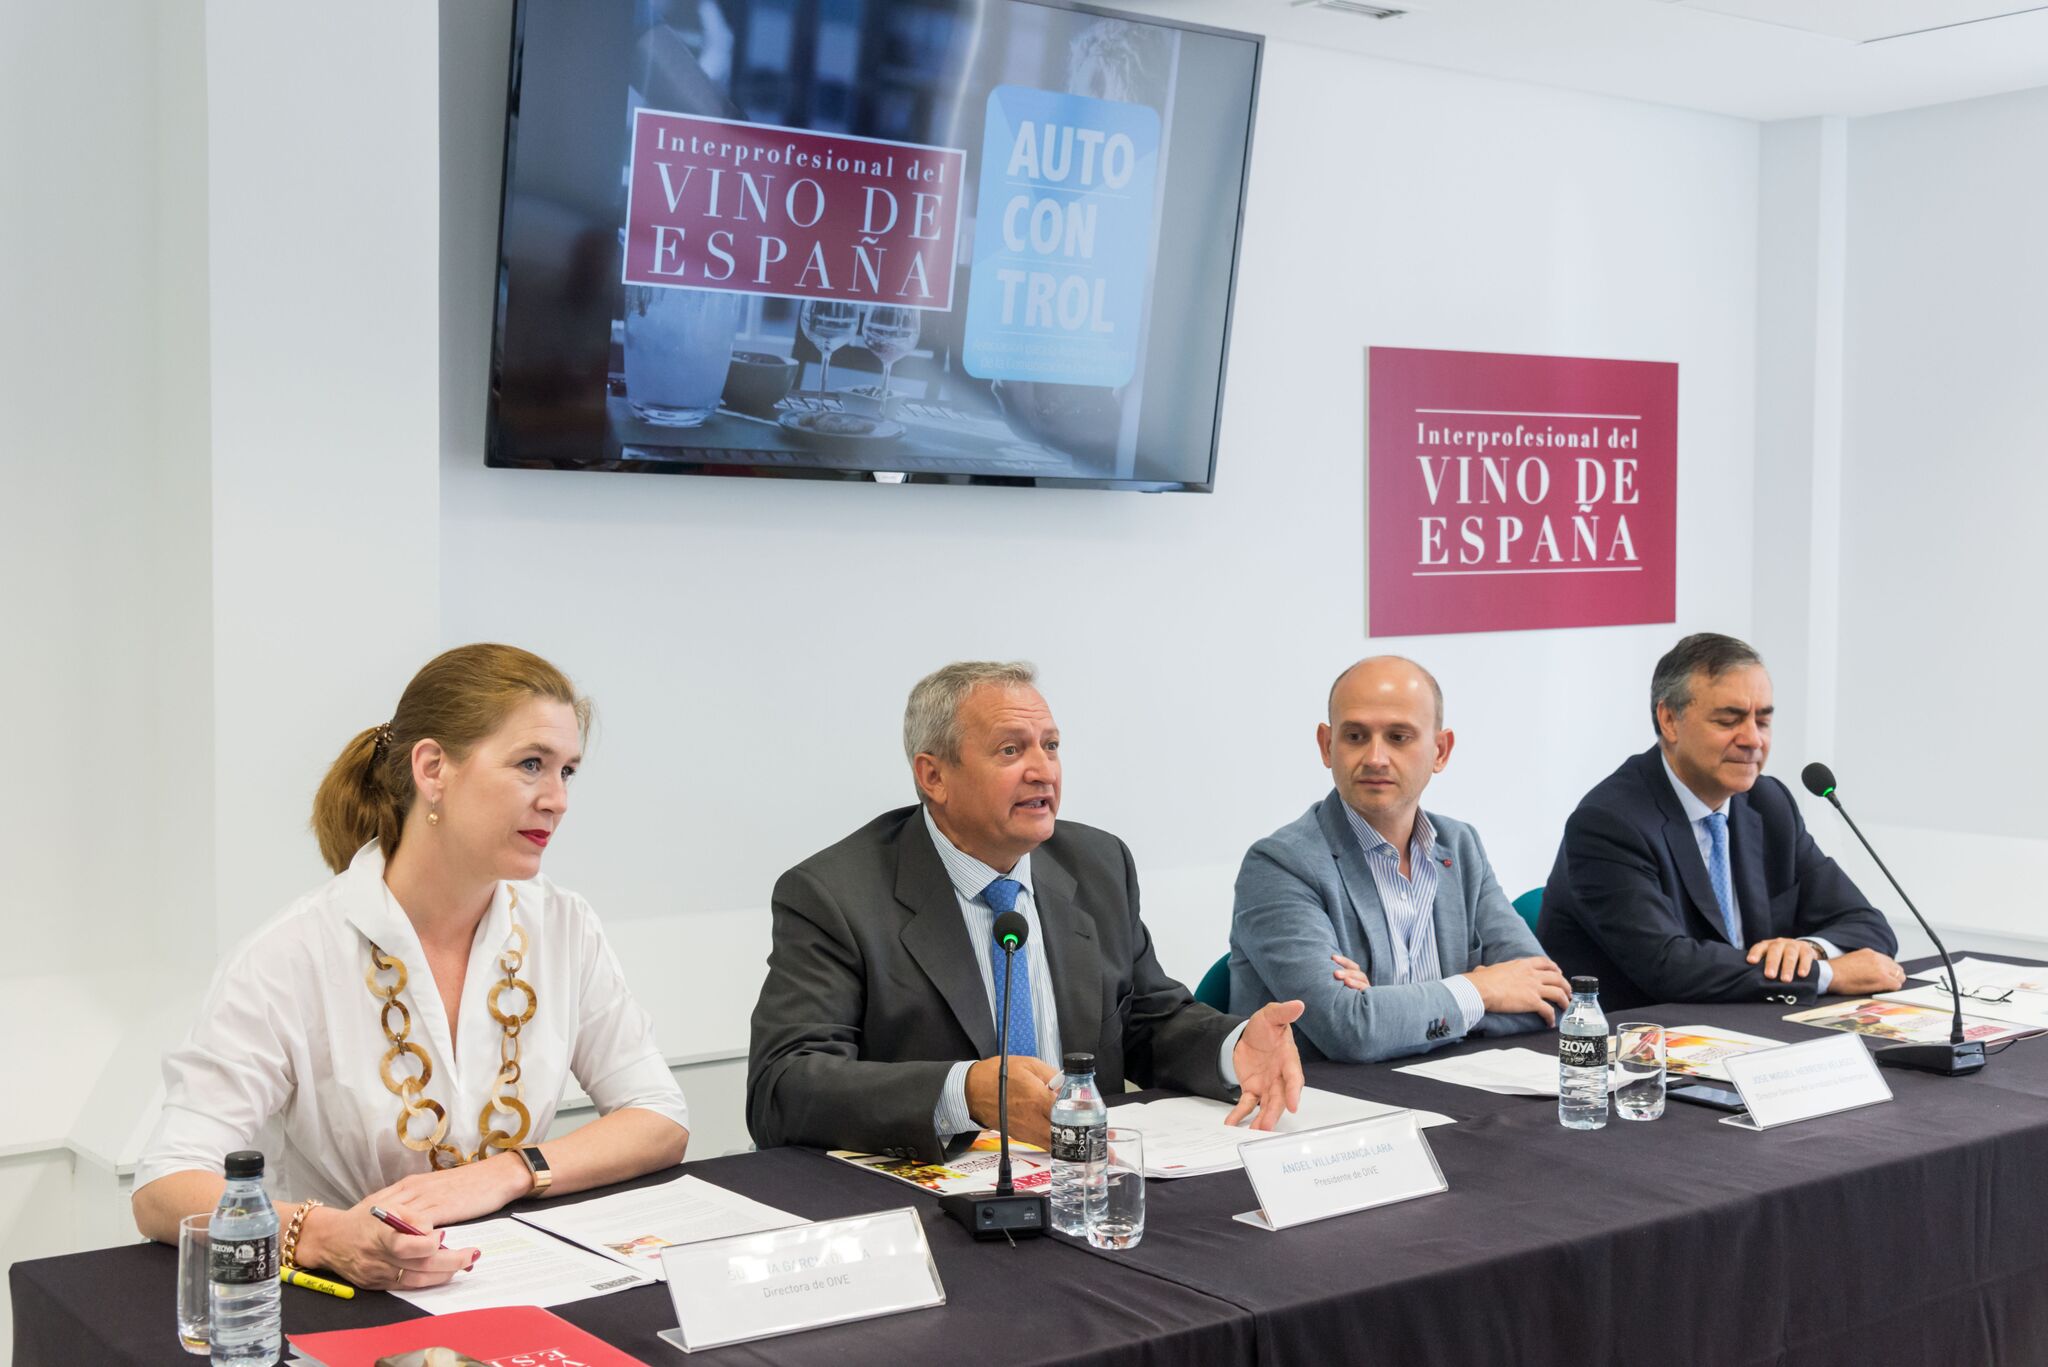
[657,1207,944,1354]
[1233,1110,1448,1232]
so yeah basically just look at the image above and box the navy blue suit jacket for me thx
[1537,747,1897,1011]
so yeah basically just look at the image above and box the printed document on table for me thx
[511,1174,805,1281]
[1113,1087,1453,1179]
[1876,983,2048,1031]
[389,1216,652,1315]
[1394,1046,1564,1096]
[1908,957,2048,995]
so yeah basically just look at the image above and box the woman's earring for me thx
[427,803,441,827]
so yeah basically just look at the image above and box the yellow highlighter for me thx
[280,1266,356,1299]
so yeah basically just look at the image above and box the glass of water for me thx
[622,285,744,427]
[1615,1022,1666,1121]
[1085,1128,1145,1249]
[176,1213,210,1354]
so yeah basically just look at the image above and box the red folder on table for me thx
[288,1304,650,1367]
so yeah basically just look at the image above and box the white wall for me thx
[437,33,1762,1057]
[1832,85,2048,948]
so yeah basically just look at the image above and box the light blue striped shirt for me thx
[1340,805,1484,1031]
[1659,754,1835,990]
[925,808,1244,1141]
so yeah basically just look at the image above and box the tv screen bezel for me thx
[484,0,1263,493]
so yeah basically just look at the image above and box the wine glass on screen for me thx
[861,306,921,401]
[799,300,863,402]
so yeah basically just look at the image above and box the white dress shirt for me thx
[1660,754,1836,991]
[135,843,689,1207]
[924,808,1245,1140]
[1339,805,1485,1032]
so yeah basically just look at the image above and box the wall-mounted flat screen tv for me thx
[487,0,1261,491]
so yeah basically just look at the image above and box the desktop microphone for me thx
[942,910,1051,1239]
[1801,761,1985,1076]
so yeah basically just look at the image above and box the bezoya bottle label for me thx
[1559,1034,1608,1070]
[209,1233,279,1285]
[1050,1121,1094,1164]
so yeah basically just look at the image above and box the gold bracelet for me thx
[282,1198,323,1270]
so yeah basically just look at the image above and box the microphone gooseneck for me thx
[990,910,1030,1196]
[1805,759,1983,1074]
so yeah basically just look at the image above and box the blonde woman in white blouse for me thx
[132,645,689,1291]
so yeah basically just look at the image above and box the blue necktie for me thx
[983,878,1037,1059]
[1703,811,1742,947]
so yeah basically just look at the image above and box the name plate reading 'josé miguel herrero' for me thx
[1233,1110,1448,1232]
[657,1206,944,1354]
[1721,1033,1892,1131]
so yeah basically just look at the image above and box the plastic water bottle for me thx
[1049,1051,1108,1236]
[1557,976,1610,1130]
[208,1150,280,1367]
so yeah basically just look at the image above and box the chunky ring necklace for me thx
[365,888,536,1169]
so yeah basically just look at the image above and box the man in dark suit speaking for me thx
[1538,633,1904,1011]
[746,661,1304,1162]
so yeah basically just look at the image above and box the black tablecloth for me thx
[16,957,2048,1366]
[1083,980,2048,1367]
[9,1145,1251,1367]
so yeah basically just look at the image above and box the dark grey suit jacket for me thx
[746,807,1242,1163]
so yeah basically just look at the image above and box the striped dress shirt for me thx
[1341,804,1484,1029]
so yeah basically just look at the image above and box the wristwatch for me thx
[516,1144,553,1198]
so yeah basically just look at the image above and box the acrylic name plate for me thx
[1721,1033,1892,1130]
[1232,1109,1447,1232]
[656,1206,944,1354]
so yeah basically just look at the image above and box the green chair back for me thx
[1194,952,1232,1011]
[1512,887,1543,933]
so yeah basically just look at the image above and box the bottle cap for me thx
[1061,1052,1096,1073]
[1569,976,1599,995]
[224,1150,265,1180]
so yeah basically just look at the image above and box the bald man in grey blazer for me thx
[1230,658,1570,1063]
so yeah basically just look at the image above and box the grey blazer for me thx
[747,807,1242,1163]
[1228,791,1547,1063]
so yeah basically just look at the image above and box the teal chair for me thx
[1194,952,1232,1010]
[1512,887,1543,933]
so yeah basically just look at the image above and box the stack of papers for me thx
[1662,1026,1788,1082]
[1394,1046,1564,1096]
[1883,957,2048,1031]
[832,1131,1053,1196]
[390,1174,803,1315]
[1785,997,2029,1046]
[1111,1087,1454,1179]
[511,1174,805,1280]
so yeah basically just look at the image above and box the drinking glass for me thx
[1085,1128,1145,1249]
[860,306,921,398]
[622,285,744,427]
[799,300,863,400]
[1615,1022,1666,1121]
[176,1213,210,1354]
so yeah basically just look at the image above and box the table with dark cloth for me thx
[9,1145,1252,1367]
[16,956,2048,1366]
[1080,968,2048,1367]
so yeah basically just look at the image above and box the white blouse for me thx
[136,843,688,1207]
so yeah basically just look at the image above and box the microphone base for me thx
[941,1191,1050,1241]
[1874,1040,1987,1076]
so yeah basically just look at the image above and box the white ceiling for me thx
[1111,0,2048,120]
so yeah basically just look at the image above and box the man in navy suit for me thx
[1538,633,1904,1011]
[1230,657,1569,1062]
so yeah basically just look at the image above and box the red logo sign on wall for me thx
[622,110,966,310]
[1366,347,1677,638]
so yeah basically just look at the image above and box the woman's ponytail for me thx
[310,724,405,873]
